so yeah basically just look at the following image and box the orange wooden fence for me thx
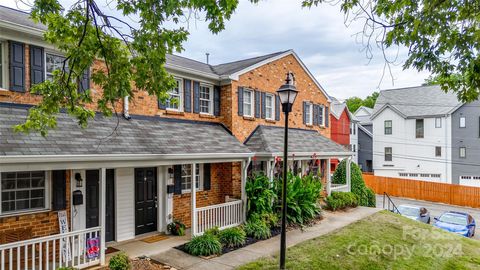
[363,174,480,208]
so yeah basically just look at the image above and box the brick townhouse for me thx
[0,5,352,269]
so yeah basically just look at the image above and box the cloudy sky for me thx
[4,0,430,99]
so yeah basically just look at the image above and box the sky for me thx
[4,0,430,99]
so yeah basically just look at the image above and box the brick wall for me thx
[0,170,71,241]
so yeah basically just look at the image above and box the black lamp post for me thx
[277,72,298,270]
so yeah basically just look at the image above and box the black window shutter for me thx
[173,165,182,194]
[184,79,192,112]
[303,101,307,125]
[261,92,266,119]
[158,99,167,109]
[238,87,244,116]
[275,95,280,121]
[29,45,44,86]
[193,81,200,113]
[78,68,90,93]
[254,90,261,118]
[214,85,221,116]
[9,41,25,92]
[319,105,324,126]
[52,170,66,211]
[203,163,211,190]
[313,105,318,126]
[325,106,329,127]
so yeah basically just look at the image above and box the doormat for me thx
[140,234,169,244]
[105,246,120,254]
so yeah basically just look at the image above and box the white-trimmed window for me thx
[167,78,183,111]
[243,89,254,117]
[45,53,66,81]
[181,164,203,192]
[1,171,48,214]
[460,147,466,158]
[460,116,466,128]
[0,41,4,88]
[435,117,442,128]
[385,147,392,161]
[265,94,274,120]
[305,103,313,125]
[199,84,213,114]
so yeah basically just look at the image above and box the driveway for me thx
[376,195,480,240]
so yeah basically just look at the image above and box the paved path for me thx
[376,195,480,240]
[150,206,381,270]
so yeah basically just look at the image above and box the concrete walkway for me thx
[150,206,381,270]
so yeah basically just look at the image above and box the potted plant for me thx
[167,220,186,236]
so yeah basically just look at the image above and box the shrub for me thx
[244,217,271,240]
[167,220,186,236]
[263,212,280,228]
[219,227,246,248]
[109,252,130,270]
[332,160,376,207]
[246,173,276,218]
[325,192,358,211]
[273,173,323,225]
[204,226,220,237]
[185,234,222,256]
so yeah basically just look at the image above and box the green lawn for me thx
[238,211,480,270]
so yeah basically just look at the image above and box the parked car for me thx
[433,211,476,238]
[395,204,430,224]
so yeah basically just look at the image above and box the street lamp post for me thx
[277,72,298,270]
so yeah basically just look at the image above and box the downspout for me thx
[123,96,131,120]
[445,115,448,183]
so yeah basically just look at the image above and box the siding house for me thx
[329,98,357,169]
[354,106,373,172]
[0,6,352,269]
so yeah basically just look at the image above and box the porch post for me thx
[191,163,197,237]
[241,158,250,222]
[326,158,331,196]
[346,157,352,192]
[99,168,106,265]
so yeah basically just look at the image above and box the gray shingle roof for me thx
[244,125,350,156]
[166,54,216,76]
[0,104,250,157]
[0,5,46,30]
[330,100,347,119]
[211,51,288,76]
[372,85,461,118]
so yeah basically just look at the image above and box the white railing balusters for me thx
[195,200,244,235]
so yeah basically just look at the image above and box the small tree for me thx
[332,160,375,207]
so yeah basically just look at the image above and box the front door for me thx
[86,170,100,228]
[105,169,115,242]
[135,168,157,235]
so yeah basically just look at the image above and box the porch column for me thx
[346,157,352,192]
[326,158,331,196]
[191,163,197,237]
[99,168,106,265]
[241,158,250,222]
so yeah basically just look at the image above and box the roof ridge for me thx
[0,5,30,15]
[379,84,441,93]
[212,50,290,68]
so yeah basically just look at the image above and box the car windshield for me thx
[397,206,419,216]
[439,213,468,226]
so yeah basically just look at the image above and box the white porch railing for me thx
[195,200,244,235]
[0,227,101,270]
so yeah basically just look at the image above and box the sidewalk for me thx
[150,206,382,270]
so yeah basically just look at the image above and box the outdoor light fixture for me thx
[75,173,83,187]
[277,71,298,270]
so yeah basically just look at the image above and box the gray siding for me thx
[451,100,480,184]
[358,124,373,172]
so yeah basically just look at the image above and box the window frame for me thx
[166,78,184,111]
[435,146,442,157]
[415,119,424,138]
[0,41,6,89]
[265,93,274,120]
[180,164,203,193]
[199,83,213,115]
[384,147,393,161]
[0,171,50,216]
[45,52,67,81]
[460,116,466,128]
[459,147,466,158]
[384,120,392,135]
[243,89,254,117]
[435,117,442,128]
[305,103,313,125]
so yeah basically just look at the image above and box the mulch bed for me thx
[175,214,324,257]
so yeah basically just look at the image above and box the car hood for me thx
[434,221,467,232]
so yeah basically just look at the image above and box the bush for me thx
[273,173,323,225]
[167,220,186,236]
[204,226,220,237]
[185,234,222,256]
[109,252,130,270]
[325,192,358,211]
[243,217,271,240]
[246,173,276,218]
[332,160,376,207]
[219,227,246,248]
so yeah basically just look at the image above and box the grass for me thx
[238,211,480,270]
